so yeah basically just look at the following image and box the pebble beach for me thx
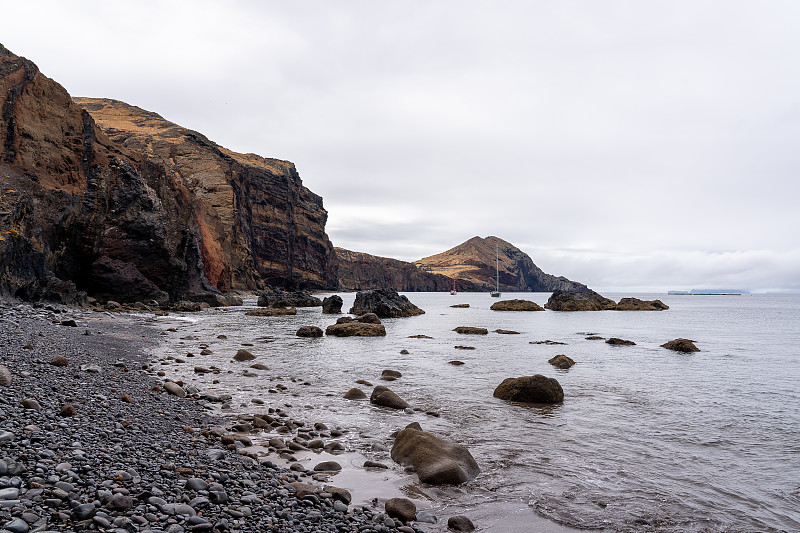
[0,300,433,533]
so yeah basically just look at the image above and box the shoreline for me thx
[0,300,431,532]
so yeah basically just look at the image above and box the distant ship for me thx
[668,289,750,295]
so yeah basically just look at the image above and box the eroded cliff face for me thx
[414,236,587,292]
[0,44,336,303]
[73,98,337,292]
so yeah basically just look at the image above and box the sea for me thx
[147,292,800,532]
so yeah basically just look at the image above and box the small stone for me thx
[58,404,77,417]
[314,461,342,472]
[21,398,41,410]
[447,515,476,532]
[61,319,78,327]
[385,497,416,523]
[333,500,348,512]
[3,518,29,533]
[50,356,68,367]
[120,393,132,403]
[163,381,187,397]
[0,365,11,386]
[72,503,96,520]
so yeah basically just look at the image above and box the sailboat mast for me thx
[495,245,499,291]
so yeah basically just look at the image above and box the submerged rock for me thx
[344,388,367,400]
[450,303,470,308]
[544,290,617,311]
[391,426,480,485]
[448,515,476,532]
[615,297,669,311]
[349,288,425,318]
[453,326,488,335]
[490,299,544,311]
[494,375,564,404]
[245,307,297,316]
[233,349,256,361]
[661,338,700,352]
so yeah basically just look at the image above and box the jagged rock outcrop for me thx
[322,295,343,313]
[257,288,322,308]
[0,44,336,304]
[544,290,617,311]
[349,289,424,318]
[415,236,587,292]
[615,297,669,311]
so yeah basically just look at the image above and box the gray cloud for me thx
[4,0,799,291]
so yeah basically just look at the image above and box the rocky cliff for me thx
[0,44,336,304]
[415,236,586,292]
[337,236,586,292]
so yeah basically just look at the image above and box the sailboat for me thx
[490,246,501,297]
[450,277,457,295]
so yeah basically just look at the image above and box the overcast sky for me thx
[4,1,799,292]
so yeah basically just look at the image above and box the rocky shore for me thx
[0,300,429,533]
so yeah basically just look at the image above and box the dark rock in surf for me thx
[349,288,424,318]
[296,326,323,337]
[447,515,476,532]
[344,388,367,400]
[615,297,669,311]
[494,374,564,404]
[370,386,410,409]
[544,290,616,311]
[606,337,636,345]
[661,338,700,352]
[453,326,488,335]
[490,299,544,311]
[390,427,480,485]
[257,288,322,308]
[322,295,343,313]
[548,354,575,369]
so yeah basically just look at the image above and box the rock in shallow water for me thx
[494,375,564,404]
[349,288,425,318]
[391,426,480,485]
[661,338,700,352]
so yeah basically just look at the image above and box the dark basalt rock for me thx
[544,290,617,311]
[349,288,424,318]
[322,295,343,313]
[606,337,636,345]
[325,322,386,337]
[490,299,544,311]
[548,354,575,369]
[296,326,323,338]
[257,288,322,308]
[390,426,480,485]
[494,374,564,404]
[615,297,669,311]
[370,386,409,409]
[661,338,700,352]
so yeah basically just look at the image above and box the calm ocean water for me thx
[150,292,800,532]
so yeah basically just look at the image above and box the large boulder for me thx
[490,299,544,311]
[661,338,700,352]
[385,498,417,524]
[257,288,322,308]
[493,375,564,404]
[349,288,424,318]
[544,290,616,311]
[322,295,343,314]
[615,297,669,311]
[325,322,386,337]
[370,386,410,409]
[391,426,480,485]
